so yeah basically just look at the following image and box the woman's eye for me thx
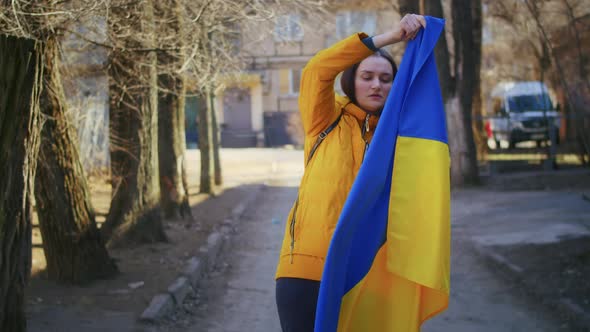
[362,75,372,81]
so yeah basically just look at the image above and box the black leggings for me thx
[276,277,320,332]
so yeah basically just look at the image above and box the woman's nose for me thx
[370,79,381,89]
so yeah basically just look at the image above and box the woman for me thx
[275,14,427,332]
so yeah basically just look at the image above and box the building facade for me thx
[217,4,401,147]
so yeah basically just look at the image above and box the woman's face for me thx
[354,55,394,113]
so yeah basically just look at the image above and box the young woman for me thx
[275,14,427,332]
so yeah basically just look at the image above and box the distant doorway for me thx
[222,88,257,147]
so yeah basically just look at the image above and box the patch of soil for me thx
[492,236,590,320]
[27,180,258,317]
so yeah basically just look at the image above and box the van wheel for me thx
[493,135,501,149]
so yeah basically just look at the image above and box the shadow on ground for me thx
[26,184,262,332]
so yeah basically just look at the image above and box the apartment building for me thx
[216,4,401,147]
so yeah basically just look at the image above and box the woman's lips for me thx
[369,94,382,99]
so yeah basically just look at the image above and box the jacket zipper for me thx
[289,199,298,263]
[362,114,370,161]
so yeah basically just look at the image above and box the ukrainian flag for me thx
[315,16,450,332]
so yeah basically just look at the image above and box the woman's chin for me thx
[366,105,383,114]
[358,101,385,114]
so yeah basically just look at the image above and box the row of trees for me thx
[0,1,323,330]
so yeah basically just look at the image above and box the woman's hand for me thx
[372,14,426,48]
[397,14,427,41]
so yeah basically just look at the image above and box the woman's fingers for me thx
[401,16,414,40]
[417,15,427,28]
[409,15,422,31]
[408,15,420,30]
[400,14,426,40]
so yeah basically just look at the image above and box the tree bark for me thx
[421,0,481,186]
[102,0,167,247]
[0,34,43,332]
[210,91,223,186]
[561,0,589,92]
[156,0,191,219]
[453,0,481,184]
[557,0,590,156]
[34,36,118,283]
[524,0,589,158]
[424,0,454,100]
[398,0,419,15]
[198,90,215,194]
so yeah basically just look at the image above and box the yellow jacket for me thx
[276,33,380,281]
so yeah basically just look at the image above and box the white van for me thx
[487,81,560,148]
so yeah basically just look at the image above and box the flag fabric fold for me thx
[315,16,450,332]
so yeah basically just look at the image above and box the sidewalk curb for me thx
[139,185,264,323]
[471,240,590,330]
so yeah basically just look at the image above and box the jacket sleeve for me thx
[299,33,374,137]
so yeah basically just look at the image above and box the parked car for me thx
[487,81,560,149]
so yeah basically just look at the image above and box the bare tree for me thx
[485,0,590,160]
[0,0,116,326]
[35,35,118,283]
[181,0,325,193]
[199,88,216,193]
[211,90,223,185]
[402,0,482,185]
[523,0,590,158]
[559,0,590,160]
[155,0,192,218]
[101,0,168,247]
[0,34,43,332]
[561,0,589,91]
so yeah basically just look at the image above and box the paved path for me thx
[174,186,294,332]
[167,149,569,332]
[28,149,583,331]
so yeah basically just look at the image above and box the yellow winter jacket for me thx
[276,33,381,281]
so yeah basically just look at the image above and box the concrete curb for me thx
[471,240,590,330]
[139,185,264,323]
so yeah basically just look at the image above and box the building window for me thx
[336,11,376,39]
[279,68,301,96]
[274,14,304,42]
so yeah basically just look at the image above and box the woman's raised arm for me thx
[299,14,425,137]
[299,33,373,137]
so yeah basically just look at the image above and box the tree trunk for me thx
[210,91,223,186]
[422,0,481,186]
[398,0,419,15]
[0,34,43,332]
[561,0,590,92]
[444,97,470,182]
[424,0,454,101]
[453,0,481,184]
[158,72,190,218]
[34,37,118,283]
[555,0,590,156]
[156,0,191,219]
[102,0,167,247]
[470,5,486,161]
[198,90,215,194]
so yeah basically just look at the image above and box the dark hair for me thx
[340,49,398,104]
